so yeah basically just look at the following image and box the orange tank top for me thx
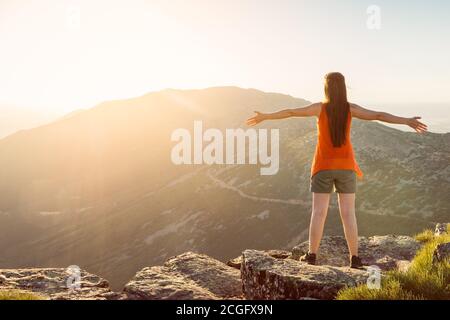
[311,104,363,178]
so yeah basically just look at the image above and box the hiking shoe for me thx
[350,255,364,269]
[300,252,316,265]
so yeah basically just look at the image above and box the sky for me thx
[0,0,449,125]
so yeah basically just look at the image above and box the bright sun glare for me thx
[0,0,449,116]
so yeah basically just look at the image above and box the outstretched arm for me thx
[350,103,428,133]
[246,103,321,126]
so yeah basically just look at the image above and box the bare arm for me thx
[246,103,321,126]
[350,103,428,133]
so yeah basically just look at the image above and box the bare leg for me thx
[308,193,331,254]
[337,193,358,256]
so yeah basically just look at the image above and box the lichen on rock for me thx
[0,268,117,300]
[241,250,368,300]
[227,249,292,270]
[291,235,420,270]
[433,242,450,264]
[124,251,242,300]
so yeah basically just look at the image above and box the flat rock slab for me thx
[227,250,292,269]
[241,250,368,300]
[0,268,117,300]
[124,251,242,300]
[292,235,420,270]
[123,266,219,300]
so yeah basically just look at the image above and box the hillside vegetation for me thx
[0,289,44,300]
[337,225,450,300]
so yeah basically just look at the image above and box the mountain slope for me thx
[0,87,448,289]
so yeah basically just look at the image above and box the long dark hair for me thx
[323,72,350,147]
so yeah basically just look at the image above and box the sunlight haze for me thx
[0,0,449,135]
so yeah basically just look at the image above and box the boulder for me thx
[432,242,450,264]
[0,268,118,300]
[227,250,292,270]
[124,251,242,300]
[395,260,413,273]
[435,223,448,236]
[122,266,219,300]
[291,235,420,270]
[241,250,368,300]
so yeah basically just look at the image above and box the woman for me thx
[246,72,427,268]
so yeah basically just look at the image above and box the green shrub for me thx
[337,278,423,300]
[414,229,434,243]
[337,228,450,300]
[0,289,45,300]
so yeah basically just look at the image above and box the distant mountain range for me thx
[0,106,61,139]
[0,87,448,289]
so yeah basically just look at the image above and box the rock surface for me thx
[241,250,369,300]
[433,242,450,264]
[123,251,242,300]
[434,223,448,236]
[291,235,420,270]
[227,249,292,269]
[0,268,118,300]
[2,226,447,300]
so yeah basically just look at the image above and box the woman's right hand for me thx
[407,117,428,133]
[246,111,266,126]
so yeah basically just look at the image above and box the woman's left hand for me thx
[407,117,428,133]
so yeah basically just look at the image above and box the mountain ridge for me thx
[0,86,448,290]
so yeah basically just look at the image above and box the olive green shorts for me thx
[310,170,356,194]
